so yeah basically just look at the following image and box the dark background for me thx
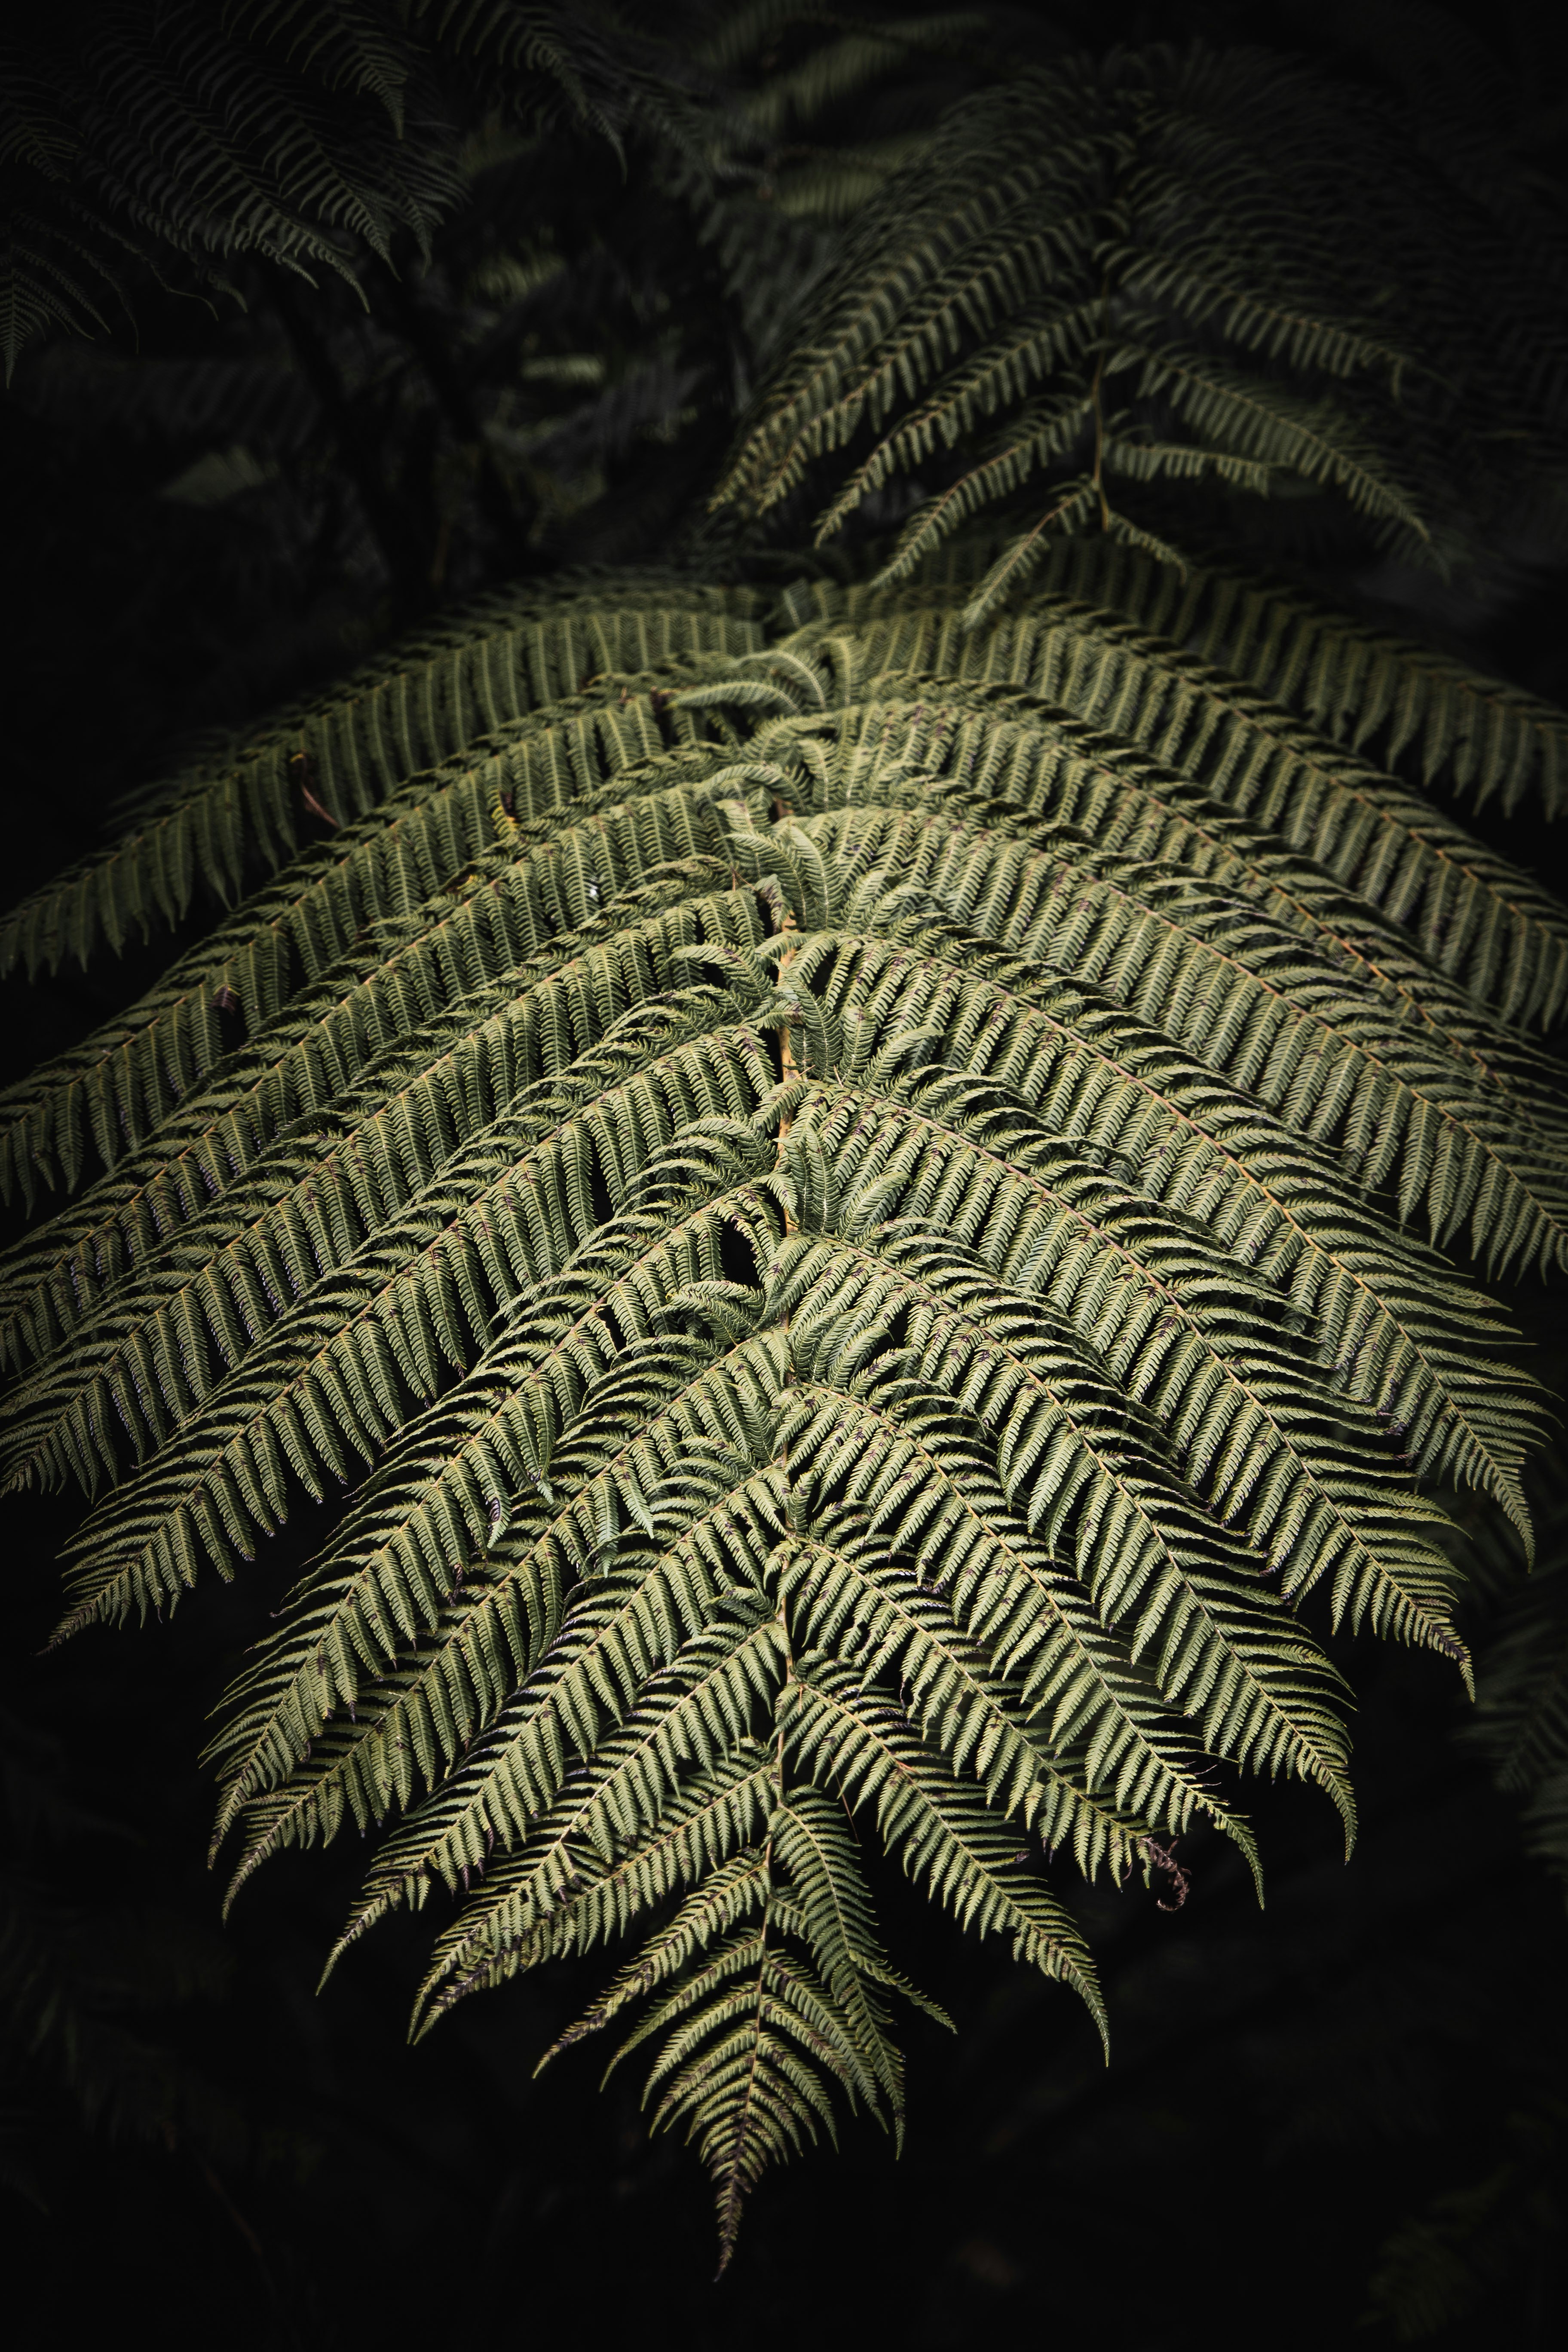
[3,5,1567,2345]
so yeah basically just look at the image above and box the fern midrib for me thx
[0,882,762,1362]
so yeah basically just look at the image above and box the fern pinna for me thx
[4,541,1565,2260]
[715,42,1568,646]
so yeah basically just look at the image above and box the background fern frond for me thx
[717,43,1568,606]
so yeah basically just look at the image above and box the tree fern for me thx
[8,20,1568,2268]
[5,548,1564,2254]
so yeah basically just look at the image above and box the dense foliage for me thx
[4,0,1568,2327]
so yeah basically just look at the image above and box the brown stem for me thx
[770,792,803,1188]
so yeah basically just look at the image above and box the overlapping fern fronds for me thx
[668,6,1008,409]
[0,0,697,379]
[943,537,1568,821]
[4,543,1566,2256]
[715,42,1568,654]
[15,23,1568,1074]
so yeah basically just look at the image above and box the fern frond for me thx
[0,672,738,1203]
[0,821,768,1377]
[0,2,695,377]
[734,12,985,144]
[786,1664,1105,2031]
[435,1761,778,2024]
[0,915,766,1459]
[45,1007,768,1622]
[762,676,1568,1127]
[1019,541,1568,819]
[628,1923,851,2269]
[6,552,1563,2255]
[0,578,765,990]
[787,923,1545,1528]
[770,786,1568,1288]
[204,1276,781,1845]
[0,895,773,1501]
[778,1344,1355,1826]
[786,586,1568,1025]
[717,42,1566,669]
[780,1528,1150,1885]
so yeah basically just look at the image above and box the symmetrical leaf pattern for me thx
[5,548,1563,2255]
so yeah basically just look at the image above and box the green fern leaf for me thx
[6,552,1563,2257]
